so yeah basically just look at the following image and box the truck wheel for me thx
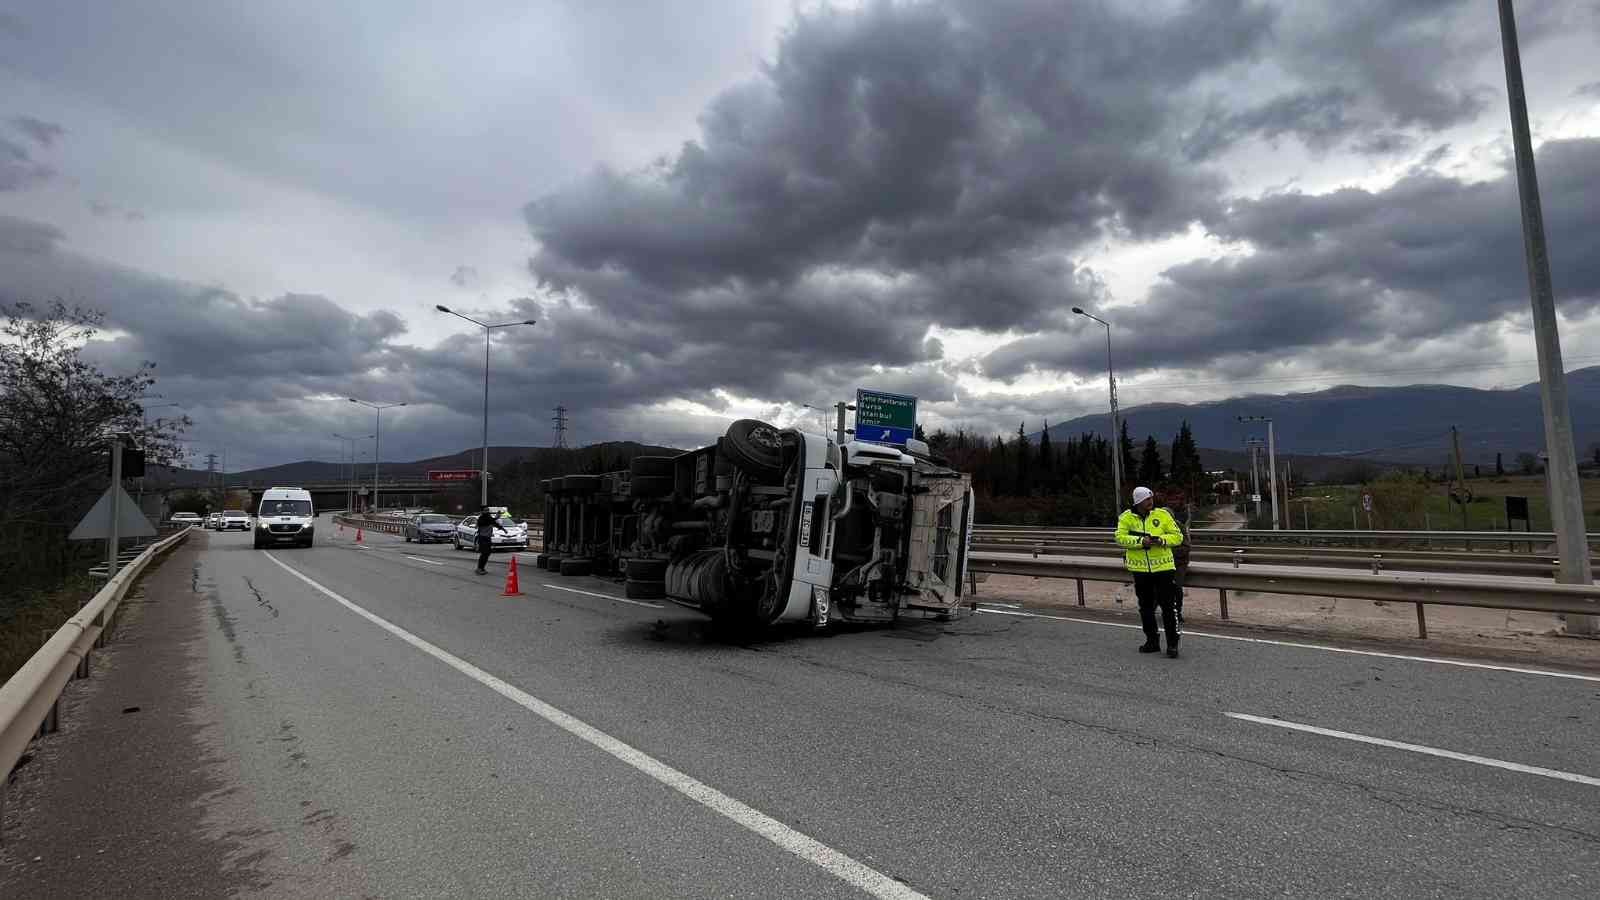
[629,456,676,479]
[253,536,264,550]
[624,579,666,600]
[625,558,668,580]
[723,419,784,480]
[535,553,550,569]
[629,475,673,499]
[559,557,592,577]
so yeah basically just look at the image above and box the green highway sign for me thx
[855,389,917,445]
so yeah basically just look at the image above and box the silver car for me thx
[404,513,456,543]
[453,514,528,551]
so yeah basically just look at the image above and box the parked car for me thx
[170,512,202,526]
[452,514,528,551]
[404,513,456,543]
[206,512,223,530]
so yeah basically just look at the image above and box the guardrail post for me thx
[1371,554,1382,574]
[1415,603,1428,639]
[1076,578,1085,606]
[1232,550,1242,568]
[1219,588,1229,620]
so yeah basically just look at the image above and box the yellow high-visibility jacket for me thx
[1114,506,1184,573]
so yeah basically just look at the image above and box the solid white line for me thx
[542,582,665,610]
[974,606,1600,683]
[404,555,445,566]
[1225,713,1600,788]
[261,552,924,899]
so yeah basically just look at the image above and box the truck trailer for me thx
[538,419,974,629]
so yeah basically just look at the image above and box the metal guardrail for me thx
[967,551,1600,638]
[974,525,1589,546]
[969,541,1575,578]
[0,525,194,796]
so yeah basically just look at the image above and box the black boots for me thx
[1138,639,1161,653]
[1166,639,1180,659]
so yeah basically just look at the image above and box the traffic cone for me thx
[502,555,522,597]
[355,527,364,544]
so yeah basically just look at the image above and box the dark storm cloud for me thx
[0,136,55,191]
[1183,89,1358,160]
[525,0,1270,357]
[1578,81,1600,99]
[10,116,64,148]
[984,137,1600,381]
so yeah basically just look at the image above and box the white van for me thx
[254,487,316,549]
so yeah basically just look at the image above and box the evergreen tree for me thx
[1495,452,1505,476]
[1138,435,1163,485]
[1038,421,1052,474]
[1168,420,1203,488]
[1015,422,1031,495]
[1119,420,1137,488]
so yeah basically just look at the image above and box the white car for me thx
[170,512,202,526]
[206,513,223,530]
[453,514,528,551]
[220,509,251,531]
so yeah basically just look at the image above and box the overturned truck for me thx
[538,420,974,629]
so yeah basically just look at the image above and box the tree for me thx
[1,301,189,590]
[1168,420,1203,488]
[169,490,212,515]
[1138,435,1163,485]
[1118,420,1137,490]
[1516,452,1540,476]
[1038,421,1052,474]
[1495,452,1505,476]
[1014,422,1031,495]
[1473,464,1481,479]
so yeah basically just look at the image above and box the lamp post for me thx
[1072,307,1122,514]
[803,402,856,444]
[332,432,372,512]
[436,306,538,507]
[348,399,406,512]
[1497,0,1594,633]
[1238,416,1281,529]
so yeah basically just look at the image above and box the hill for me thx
[1041,367,1600,468]
[146,442,679,488]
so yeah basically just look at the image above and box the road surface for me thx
[2,527,1597,898]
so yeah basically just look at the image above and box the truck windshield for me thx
[260,500,312,516]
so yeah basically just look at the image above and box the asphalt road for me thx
[3,525,1598,898]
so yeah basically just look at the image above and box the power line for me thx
[552,405,569,449]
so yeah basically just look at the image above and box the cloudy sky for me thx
[4,0,1600,470]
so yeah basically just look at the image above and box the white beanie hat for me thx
[1132,486,1154,505]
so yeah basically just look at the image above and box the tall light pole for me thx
[349,399,406,512]
[436,306,538,507]
[803,402,856,444]
[1239,416,1281,529]
[1072,307,1122,514]
[1244,437,1265,524]
[1497,0,1594,634]
[332,432,372,512]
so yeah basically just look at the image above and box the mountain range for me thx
[1041,367,1600,469]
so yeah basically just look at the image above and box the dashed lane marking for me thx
[260,552,927,899]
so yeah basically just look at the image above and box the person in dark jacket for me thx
[1114,486,1184,658]
[1163,505,1191,627]
[475,506,510,575]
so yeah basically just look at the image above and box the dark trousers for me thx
[477,535,492,571]
[1133,571,1179,645]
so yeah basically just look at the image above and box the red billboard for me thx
[428,469,479,482]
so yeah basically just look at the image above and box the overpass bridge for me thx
[154,478,463,513]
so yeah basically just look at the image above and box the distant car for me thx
[404,513,456,543]
[206,513,223,530]
[220,509,250,531]
[170,512,202,526]
[453,514,528,551]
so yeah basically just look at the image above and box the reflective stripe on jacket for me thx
[1114,506,1184,573]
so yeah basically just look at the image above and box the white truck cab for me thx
[255,487,316,549]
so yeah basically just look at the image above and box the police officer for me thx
[1115,486,1184,658]
[475,505,511,575]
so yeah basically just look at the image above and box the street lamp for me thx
[332,432,373,512]
[349,399,406,512]
[1072,306,1122,514]
[803,402,856,444]
[436,305,538,507]
[1238,416,1281,529]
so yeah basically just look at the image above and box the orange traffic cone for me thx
[502,555,522,597]
[355,527,364,543]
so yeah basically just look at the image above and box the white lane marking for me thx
[261,553,923,899]
[542,582,665,610]
[404,555,445,566]
[975,606,1600,683]
[1226,712,1600,788]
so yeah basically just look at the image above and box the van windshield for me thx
[260,500,312,516]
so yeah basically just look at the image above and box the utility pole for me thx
[1245,438,1264,524]
[1071,307,1121,514]
[1240,416,1283,530]
[552,405,569,449]
[1451,426,1470,532]
[108,435,123,578]
[1497,0,1593,633]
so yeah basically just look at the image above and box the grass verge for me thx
[0,575,101,684]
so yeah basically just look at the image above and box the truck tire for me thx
[558,557,592,577]
[629,475,673,499]
[625,579,666,600]
[723,419,784,480]
[540,554,562,570]
[630,456,676,479]
[625,558,668,580]
[535,553,550,569]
